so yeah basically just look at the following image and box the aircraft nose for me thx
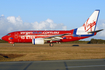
[2,36,7,41]
[2,36,5,40]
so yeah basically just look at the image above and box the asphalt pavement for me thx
[0,59,105,70]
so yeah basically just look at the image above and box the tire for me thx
[49,43,54,47]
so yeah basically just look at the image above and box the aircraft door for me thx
[14,33,19,42]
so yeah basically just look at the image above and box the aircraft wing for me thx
[44,33,68,41]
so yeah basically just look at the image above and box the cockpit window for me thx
[6,34,11,36]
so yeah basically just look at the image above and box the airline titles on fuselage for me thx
[20,31,59,39]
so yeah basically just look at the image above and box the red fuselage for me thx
[2,29,93,44]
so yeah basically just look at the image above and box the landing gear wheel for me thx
[49,43,54,47]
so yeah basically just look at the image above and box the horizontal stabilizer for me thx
[88,29,103,33]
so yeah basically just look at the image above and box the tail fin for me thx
[76,10,100,35]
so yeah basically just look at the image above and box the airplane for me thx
[1,10,103,46]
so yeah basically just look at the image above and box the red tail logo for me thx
[83,18,96,32]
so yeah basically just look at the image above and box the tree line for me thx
[89,38,105,44]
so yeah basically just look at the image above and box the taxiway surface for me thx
[0,59,105,70]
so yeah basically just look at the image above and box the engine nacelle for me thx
[32,38,44,45]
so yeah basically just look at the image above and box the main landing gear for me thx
[49,43,54,47]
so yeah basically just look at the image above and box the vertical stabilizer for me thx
[76,10,100,35]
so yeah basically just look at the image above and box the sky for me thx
[0,0,105,40]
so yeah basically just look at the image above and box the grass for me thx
[0,43,105,61]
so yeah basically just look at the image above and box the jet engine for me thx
[32,38,44,45]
